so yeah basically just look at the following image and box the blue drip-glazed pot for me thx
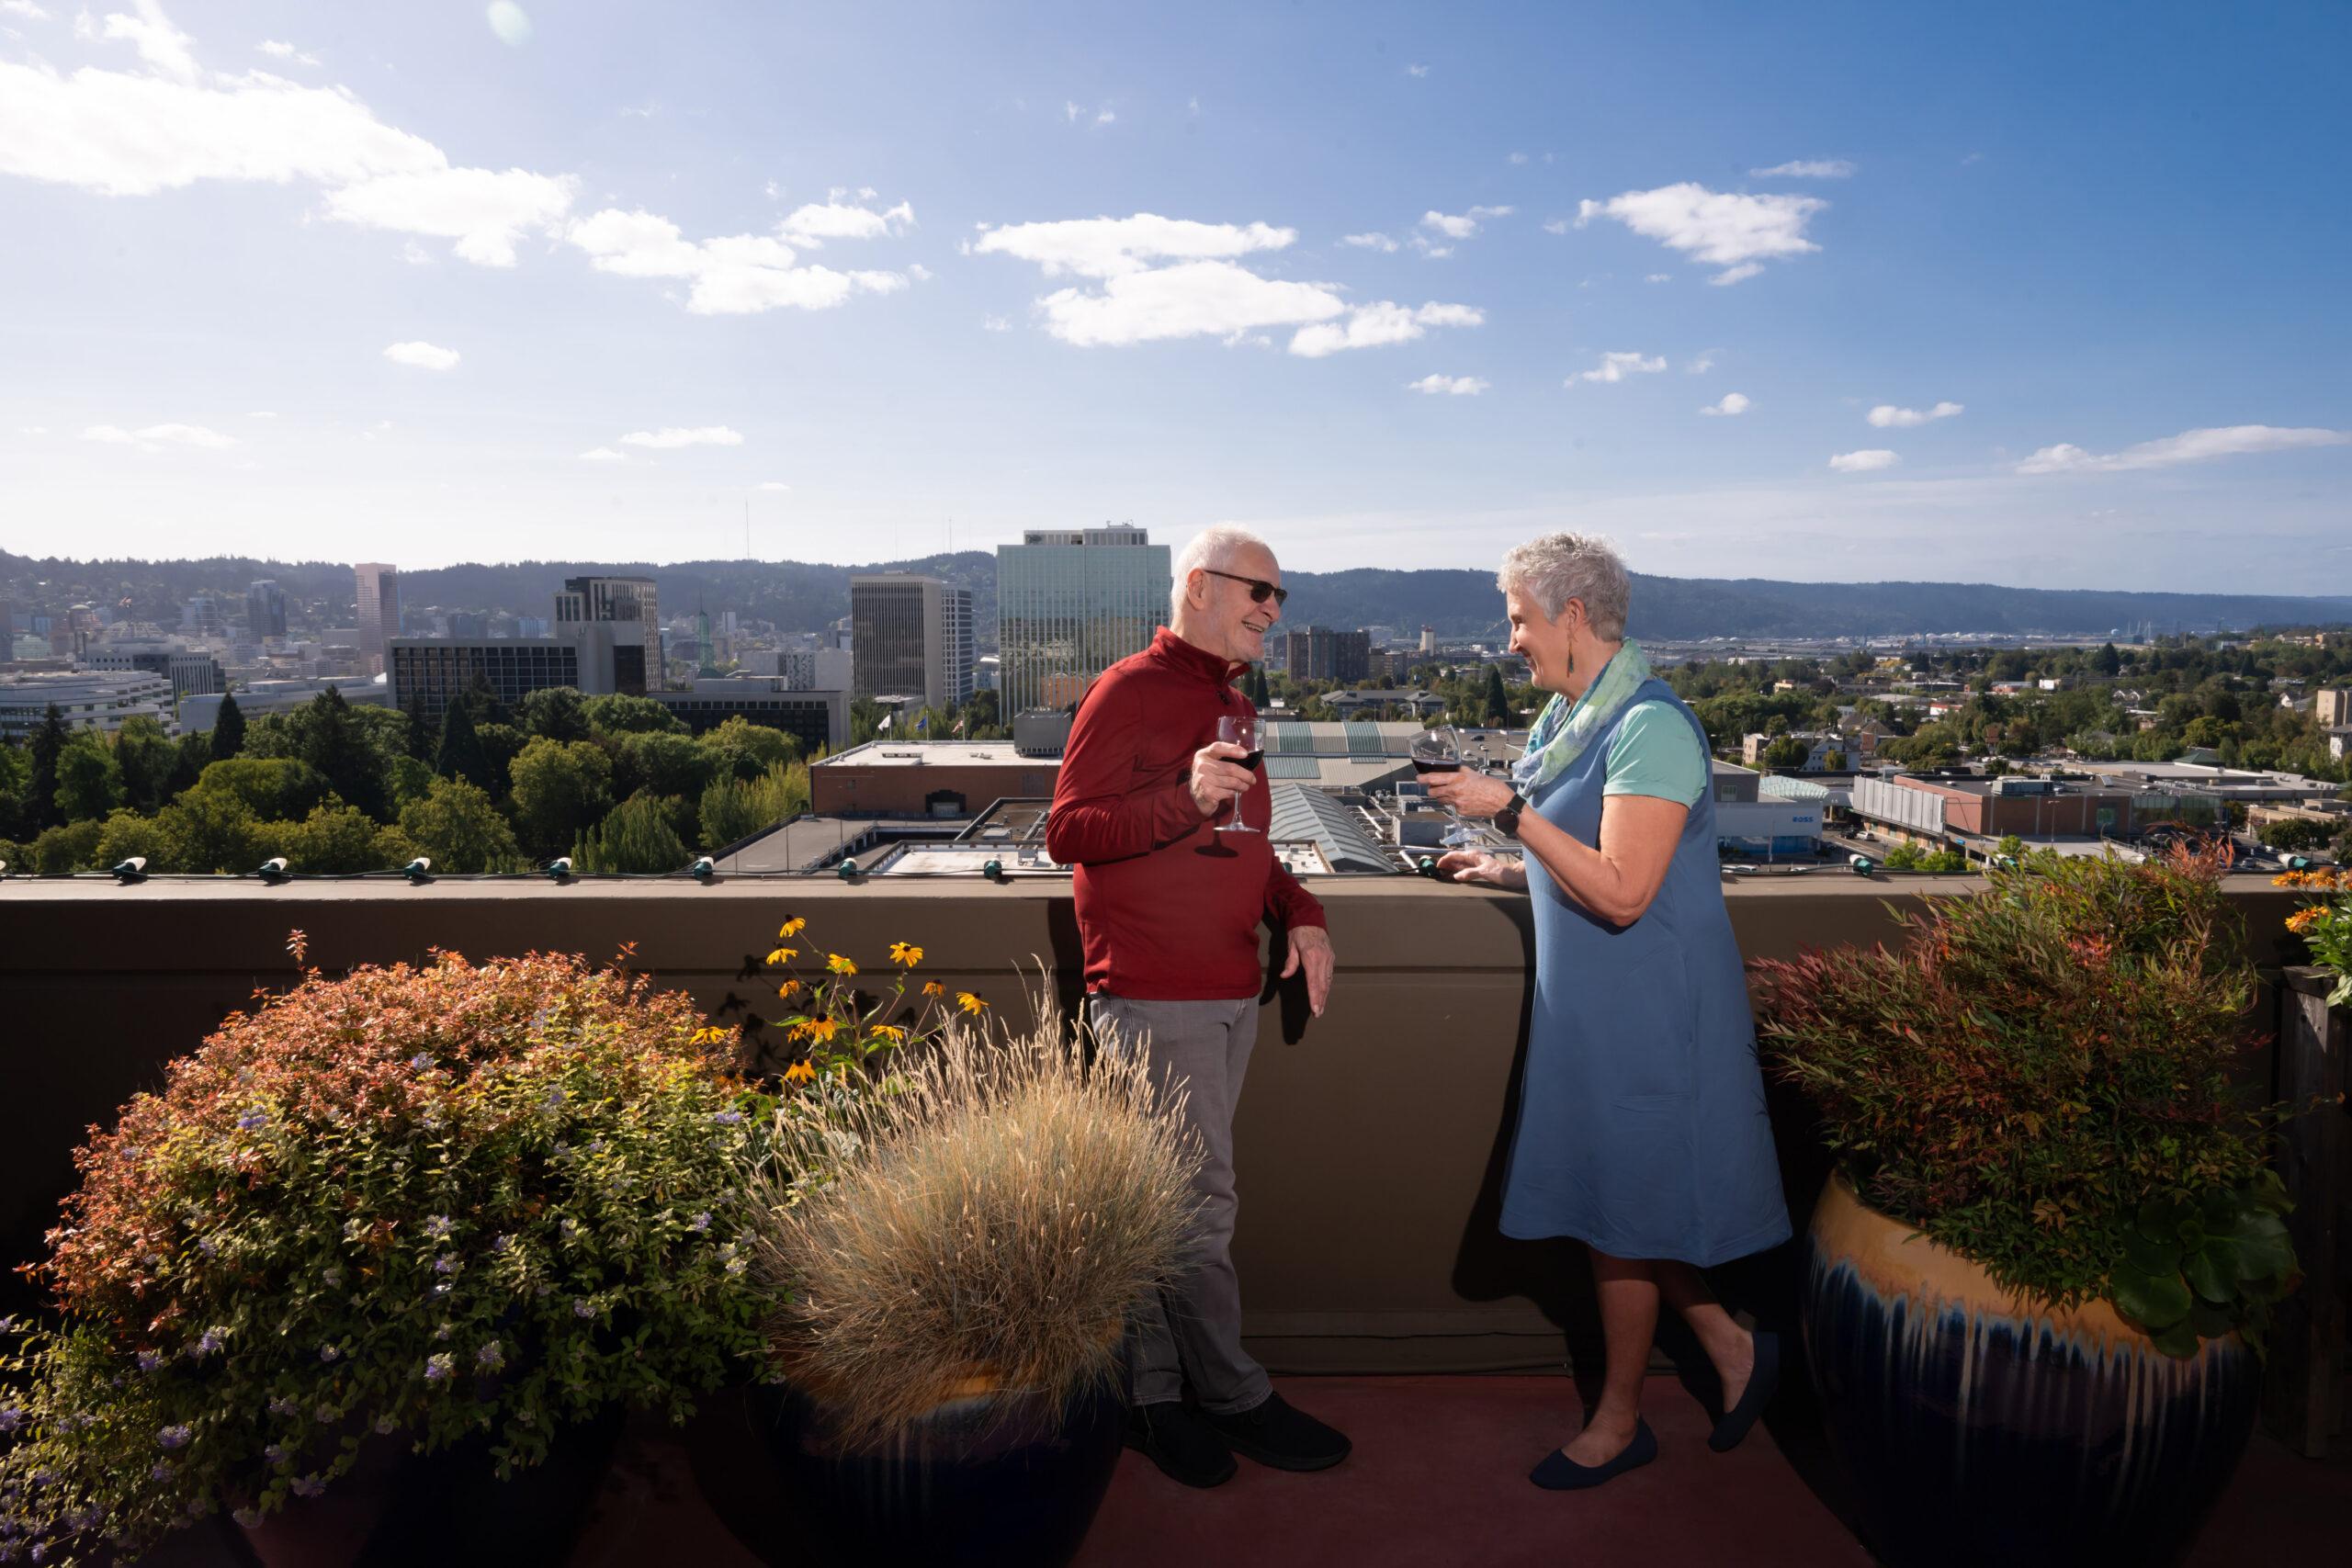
[1802,1176,2260,1568]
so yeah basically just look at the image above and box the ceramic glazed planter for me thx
[686,1376,1125,1568]
[1803,1175,2260,1568]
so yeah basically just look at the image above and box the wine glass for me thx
[1215,713,1262,835]
[1411,725,1474,846]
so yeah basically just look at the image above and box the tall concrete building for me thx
[850,574,972,711]
[552,575,662,694]
[2318,687,2352,728]
[995,525,1170,716]
[1277,626,1371,683]
[245,580,288,638]
[354,563,400,676]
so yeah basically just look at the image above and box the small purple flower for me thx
[32,1543,51,1563]
[374,1416,397,1435]
[313,1405,334,1425]
[433,1255,456,1275]
[0,1314,17,1334]
[474,1340,503,1371]
[290,1476,325,1499]
[232,1507,264,1529]
[424,1215,453,1240]
[322,1266,344,1288]
[192,1328,224,1358]
[542,1087,567,1110]
[150,1461,173,1482]
[196,1237,218,1257]
[572,1298,594,1319]
[408,1054,434,1072]
[559,1218,579,1240]
[157,1424,191,1450]
[711,1111,744,1126]
[490,1233,513,1253]
[268,1397,299,1417]
[318,1343,340,1363]
[237,1110,268,1133]
[688,1212,711,1233]
[137,1350,163,1372]
[262,1443,287,1467]
[424,1353,453,1382]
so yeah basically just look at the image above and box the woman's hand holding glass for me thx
[1423,768,1519,818]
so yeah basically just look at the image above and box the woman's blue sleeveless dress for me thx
[1497,678,1791,1266]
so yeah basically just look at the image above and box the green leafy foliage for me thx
[0,952,767,1563]
[1752,845,2301,1354]
[395,777,522,874]
[572,790,690,874]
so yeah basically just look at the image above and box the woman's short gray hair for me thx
[1497,533,1632,639]
[1172,524,1270,615]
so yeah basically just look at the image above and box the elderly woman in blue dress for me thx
[1429,532,1790,1491]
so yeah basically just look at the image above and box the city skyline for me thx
[2,2,2346,590]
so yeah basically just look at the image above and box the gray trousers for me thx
[1086,991,1271,1416]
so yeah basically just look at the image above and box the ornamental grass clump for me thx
[747,1006,1203,1450]
[1751,843,2301,1357]
[0,944,768,1564]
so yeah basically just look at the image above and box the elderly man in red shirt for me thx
[1046,524,1346,1489]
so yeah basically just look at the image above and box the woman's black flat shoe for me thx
[1709,1328,1781,1452]
[1529,1418,1657,1490]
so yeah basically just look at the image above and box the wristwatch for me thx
[1494,791,1529,839]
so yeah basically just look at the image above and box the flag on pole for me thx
[915,711,929,733]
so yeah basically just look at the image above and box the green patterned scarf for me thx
[1510,640,1653,795]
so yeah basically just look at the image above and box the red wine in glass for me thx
[1216,714,1261,834]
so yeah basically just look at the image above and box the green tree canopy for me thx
[155,789,263,874]
[52,735,123,823]
[209,690,246,761]
[582,693,685,737]
[26,704,69,832]
[573,789,691,874]
[277,801,390,874]
[397,775,522,874]
[434,695,492,791]
[507,738,614,863]
[190,757,331,822]
[696,716,797,784]
[517,686,593,744]
[111,715,178,813]
[615,729,717,802]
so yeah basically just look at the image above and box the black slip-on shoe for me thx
[1200,1392,1351,1472]
[1529,1417,1658,1490]
[1708,1329,1781,1453]
[1125,1401,1237,1489]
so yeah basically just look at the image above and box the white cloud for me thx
[1408,374,1488,396]
[1701,392,1751,416]
[1645,273,1671,283]
[1749,159,1855,178]
[1508,152,1528,165]
[1869,400,1963,428]
[980,313,1012,332]
[2016,424,2349,476]
[1095,108,1115,125]
[755,480,790,491]
[1407,63,1429,77]
[1,2,51,19]
[326,165,575,266]
[973,214,1295,278]
[1034,261,1345,347]
[486,3,533,49]
[1829,448,1901,473]
[1064,101,1079,123]
[1341,231,1399,252]
[83,5,198,83]
[256,39,318,66]
[82,422,235,450]
[17,424,50,434]
[619,426,742,450]
[1687,353,1716,374]
[382,340,459,370]
[246,411,276,418]
[1541,219,1568,235]
[1419,206,1511,241]
[1709,262,1765,287]
[567,206,909,314]
[578,446,625,462]
[1576,183,1826,283]
[1290,301,1482,358]
[1568,351,1667,385]
[777,197,913,246]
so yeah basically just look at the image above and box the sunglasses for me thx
[1200,568,1289,607]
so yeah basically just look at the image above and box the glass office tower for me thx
[995,525,1171,716]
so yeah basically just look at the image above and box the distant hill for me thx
[6,548,2348,645]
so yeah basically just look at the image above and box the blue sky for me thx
[1,0,2346,592]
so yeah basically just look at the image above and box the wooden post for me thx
[2265,966,2348,1458]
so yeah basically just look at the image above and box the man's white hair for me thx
[1171,524,1272,616]
[1496,532,1632,639]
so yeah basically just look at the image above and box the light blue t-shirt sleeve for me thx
[1601,700,1707,807]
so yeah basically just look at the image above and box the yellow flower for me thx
[826,953,858,976]
[2287,908,2321,933]
[777,979,804,998]
[765,946,798,966]
[889,942,924,967]
[688,1025,729,1045]
[784,1060,816,1085]
[956,990,989,1016]
[778,917,808,938]
[922,981,946,998]
[785,1019,814,1042]
[808,1017,840,1043]
[870,1024,906,1043]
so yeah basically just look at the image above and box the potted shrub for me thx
[1749,846,2299,1568]
[0,941,768,1566]
[691,994,1201,1568]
